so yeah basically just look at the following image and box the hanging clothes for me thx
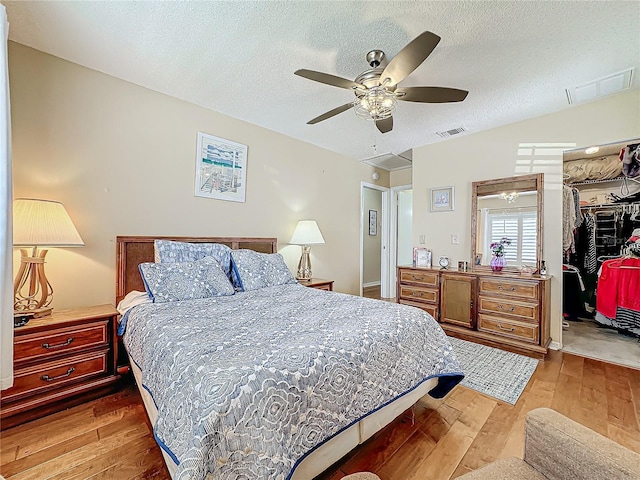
[596,257,640,323]
[572,187,583,228]
[563,185,576,252]
[583,212,597,274]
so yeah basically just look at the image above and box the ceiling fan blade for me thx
[295,69,360,90]
[381,31,441,87]
[375,117,393,134]
[307,102,354,125]
[397,86,469,103]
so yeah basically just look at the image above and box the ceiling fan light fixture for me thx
[354,85,397,121]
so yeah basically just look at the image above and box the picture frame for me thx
[368,209,377,236]
[194,132,248,203]
[413,247,432,267]
[429,186,455,212]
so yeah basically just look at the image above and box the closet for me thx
[562,139,640,367]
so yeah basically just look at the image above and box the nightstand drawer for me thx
[478,314,539,344]
[399,270,439,288]
[399,285,439,303]
[14,321,108,364]
[2,350,109,403]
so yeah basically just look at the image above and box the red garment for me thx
[618,257,640,312]
[597,259,620,317]
[596,258,640,317]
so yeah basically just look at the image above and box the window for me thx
[485,209,537,265]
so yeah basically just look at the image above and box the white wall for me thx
[412,89,640,345]
[9,42,390,308]
[362,187,382,285]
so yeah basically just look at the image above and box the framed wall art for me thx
[429,186,455,212]
[369,209,378,236]
[194,132,248,203]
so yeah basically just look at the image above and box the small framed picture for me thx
[430,186,455,212]
[369,209,377,236]
[413,247,432,267]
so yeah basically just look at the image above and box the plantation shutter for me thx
[487,209,537,265]
[489,215,519,263]
[521,212,537,264]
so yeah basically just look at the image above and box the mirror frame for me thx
[471,173,544,272]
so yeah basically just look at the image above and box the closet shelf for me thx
[568,176,640,186]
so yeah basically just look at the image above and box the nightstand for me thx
[1,304,121,430]
[299,278,334,291]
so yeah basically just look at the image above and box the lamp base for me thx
[296,245,313,280]
[13,247,54,312]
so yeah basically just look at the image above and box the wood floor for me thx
[1,350,638,480]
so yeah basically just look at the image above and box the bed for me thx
[115,236,464,480]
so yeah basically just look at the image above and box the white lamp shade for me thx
[13,198,85,247]
[289,220,325,245]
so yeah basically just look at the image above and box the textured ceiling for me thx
[3,1,640,160]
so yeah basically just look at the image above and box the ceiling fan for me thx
[294,31,468,134]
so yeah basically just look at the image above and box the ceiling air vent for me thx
[360,152,412,171]
[566,68,634,105]
[436,126,468,138]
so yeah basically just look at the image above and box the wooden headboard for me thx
[115,236,278,304]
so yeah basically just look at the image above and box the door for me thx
[390,186,413,294]
[440,273,476,329]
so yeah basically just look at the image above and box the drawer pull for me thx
[42,337,75,349]
[411,291,424,297]
[497,323,515,332]
[497,284,516,292]
[497,304,516,312]
[41,367,75,382]
[411,275,424,281]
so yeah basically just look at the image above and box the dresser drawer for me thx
[14,321,108,364]
[479,278,539,300]
[478,314,539,344]
[399,299,438,320]
[399,269,439,288]
[399,285,439,303]
[2,350,109,403]
[478,297,538,322]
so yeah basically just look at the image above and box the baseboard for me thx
[363,281,381,288]
[549,341,562,351]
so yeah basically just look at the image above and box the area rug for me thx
[448,336,539,405]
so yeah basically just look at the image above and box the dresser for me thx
[1,305,121,429]
[397,266,551,359]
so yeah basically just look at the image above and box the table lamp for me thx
[13,198,84,314]
[289,220,325,280]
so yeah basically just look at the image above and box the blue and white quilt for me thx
[121,283,463,480]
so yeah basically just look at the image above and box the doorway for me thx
[360,183,389,298]
[560,139,640,369]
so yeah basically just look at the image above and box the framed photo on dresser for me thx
[413,247,432,267]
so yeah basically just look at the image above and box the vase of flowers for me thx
[490,237,511,272]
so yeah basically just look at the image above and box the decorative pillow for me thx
[230,250,297,292]
[154,240,233,278]
[139,256,234,303]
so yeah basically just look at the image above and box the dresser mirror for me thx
[471,173,544,272]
